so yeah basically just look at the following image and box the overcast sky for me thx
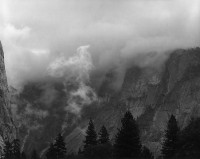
[0,0,199,87]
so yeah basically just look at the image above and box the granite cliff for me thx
[0,42,16,153]
[64,47,200,156]
[10,47,200,157]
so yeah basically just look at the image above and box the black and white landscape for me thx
[0,0,200,159]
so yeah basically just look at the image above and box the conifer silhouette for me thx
[83,119,97,150]
[12,139,21,159]
[83,119,97,158]
[113,111,142,158]
[46,143,56,159]
[98,125,110,144]
[162,114,179,159]
[175,117,200,158]
[3,140,13,159]
[54,133,67,159]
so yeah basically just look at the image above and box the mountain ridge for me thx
[9,47,200,157]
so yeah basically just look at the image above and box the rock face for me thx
[11,47,200,157]
[118,48,200,156]
[0,42,16,150]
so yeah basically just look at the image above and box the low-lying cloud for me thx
[48,45,93,82]
[0,0,199,88]
[48,45,97,114]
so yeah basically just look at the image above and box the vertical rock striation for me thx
[9,47,200,156]
[0,42,16,142]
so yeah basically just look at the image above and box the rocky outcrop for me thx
[0,42,16,150]
[10,47,200,157]
[121,48,200,156]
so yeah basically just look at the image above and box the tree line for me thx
[66,111,154,159]
[1,139,39,159]
[161,115,200,159]
[2,111,200,159]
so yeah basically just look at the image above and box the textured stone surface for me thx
[11,47,200,157]
[0,42,16,152]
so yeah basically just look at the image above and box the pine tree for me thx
[174,117,200,158]
[31,149,39,159]
[54,133,67,159]
[98,125,110,144]
[83,119,97,150]
[113,111,142,158]
[12,139,21,159]
[3,140,13,159]
[162,114,179,159]
[46,143,56,159]
[141,146,154,159]
[83,119,97,158]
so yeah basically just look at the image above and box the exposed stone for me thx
[0,42,16,149]
[10,47,200,157]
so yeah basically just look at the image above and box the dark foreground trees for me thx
[83,119,98,151]
[54,133,67,159]
[81,111,154,159]
[175,118,200,158]
[3,111,156,159]
[98,125,110,144]
[46,133,67,159]
[162,114,179,159]
[5,112,200,159]
[46,143,56,159]
[33,114,200,159]
[82,119,112,159]
[82,119,98,158]
[3,140,13,159]
[3,139,21,159]
[113,111,142,159]
[161,115,200,158]
[12,139,21,159]
[2,139,32,159]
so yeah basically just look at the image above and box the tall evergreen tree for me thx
[54,133,67,159]
[162,114,179,159]
[98,125,110,144]
[175,117,200,158]
[3,140,13,159]
[31,149,39,159]
[12,139,21,159]
[113,111,142,159]
[46,143,56,159]
[83,119,97,150]
[83,119,97,158]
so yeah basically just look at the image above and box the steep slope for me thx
[0,42,16,152]
[11,47,200,157]
[121,48,200,156]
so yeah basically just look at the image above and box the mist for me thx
[0,0,199,88]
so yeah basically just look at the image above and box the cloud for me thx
[25,104,49,118]
[1,23,31,40]
[48,45,97,115]
[0,0,199,88]
[66,82,97,115]
[48,45,93,82]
